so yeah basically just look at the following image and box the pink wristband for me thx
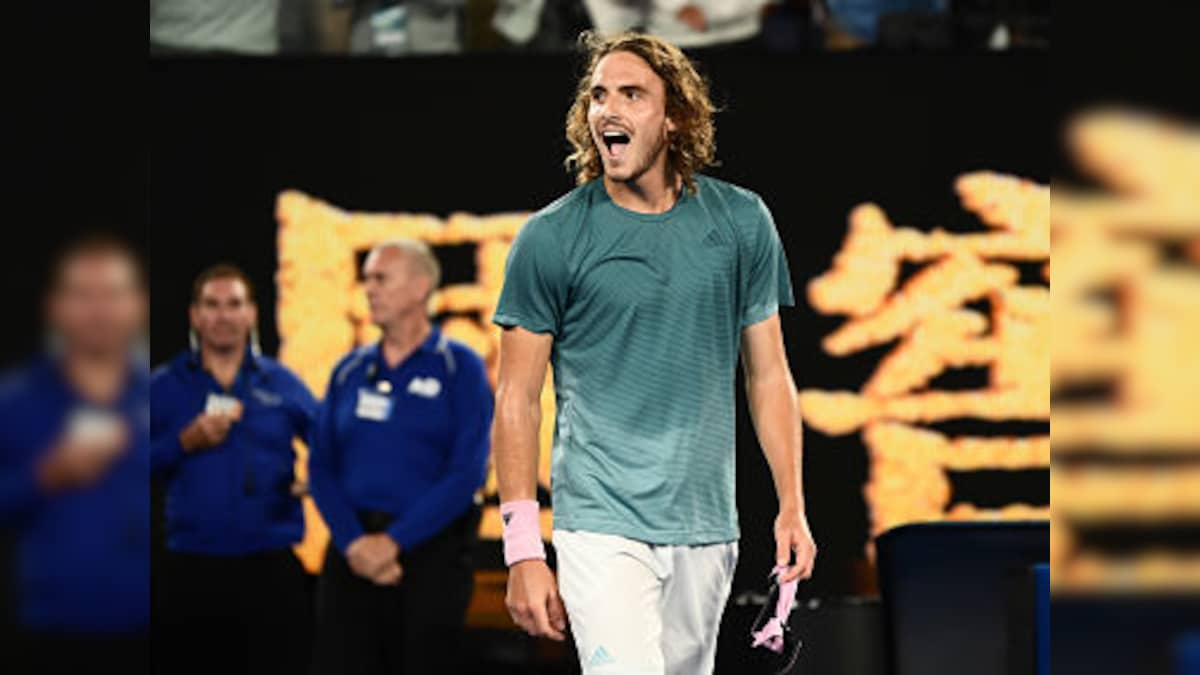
[501,499,546,567]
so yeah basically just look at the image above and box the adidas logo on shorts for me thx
[588,645,615,666]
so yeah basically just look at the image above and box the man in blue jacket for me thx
[151,264,317,674]
[309,239,493,675]
[0,235,149,674]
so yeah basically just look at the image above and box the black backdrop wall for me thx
[1,55,144,369]
[149,52,1049,596]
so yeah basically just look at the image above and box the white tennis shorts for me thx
[553,529,738,675]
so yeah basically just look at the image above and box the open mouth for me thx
[601,130,631,160]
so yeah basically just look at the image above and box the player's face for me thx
[588,51,677,185]
[190,278,255,352]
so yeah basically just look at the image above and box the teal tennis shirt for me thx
[493,174,794,545]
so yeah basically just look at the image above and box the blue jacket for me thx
[0,356,150,634]
[310,327,493,554]
[150,349,317,555]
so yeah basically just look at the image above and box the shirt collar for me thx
[418,324,443,355]
[186,343,263,375]
[42,351,148,407]
[369,325,443,371]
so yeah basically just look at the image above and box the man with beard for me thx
[492,32,817,674]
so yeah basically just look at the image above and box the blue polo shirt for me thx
[0,355,149,634]
[150,348,317,555]
[310,326,493,554]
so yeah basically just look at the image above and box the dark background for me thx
[149,51,1050,597]
[1,55,145,369]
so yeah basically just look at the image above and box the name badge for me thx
[66,407,124,447]
[356,388,393,421]
[205,393,243,418]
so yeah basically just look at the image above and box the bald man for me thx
[309,240,494,675]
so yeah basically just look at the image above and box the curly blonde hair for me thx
[565,31,717,194]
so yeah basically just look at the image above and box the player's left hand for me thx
[774,508,817,583]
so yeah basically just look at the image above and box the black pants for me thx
[310,508,478,675]
[155,548,312,675]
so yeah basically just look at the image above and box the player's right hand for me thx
[506,558,567,641]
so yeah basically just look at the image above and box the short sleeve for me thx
[740,196,795,327]
[492,214,569,337]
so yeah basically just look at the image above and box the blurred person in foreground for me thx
[150,264,317,674]
[0,235,149,674]
[491,32,816,674]
[309,239,493,675]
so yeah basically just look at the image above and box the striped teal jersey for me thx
[493,175,794,545]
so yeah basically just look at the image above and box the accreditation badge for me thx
[355,388,393,422]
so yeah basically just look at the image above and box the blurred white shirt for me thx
[584,0,769,48]
[150,0,280,54]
